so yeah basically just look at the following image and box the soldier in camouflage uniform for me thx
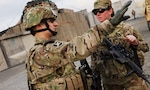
[145,0,150,30]
[91,0,149,90]
[22,0,131,90]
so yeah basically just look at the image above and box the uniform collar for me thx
[35,37,55,46]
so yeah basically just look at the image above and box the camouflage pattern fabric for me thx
[145,0,150,5]
[91,22,149,89]
[23,6,57,29]
[24,0,58,14]
[21,0,58,25]
[93,0,112,9]
[145,0,150,21]
[26,20,114,90]
[103,77,148,90]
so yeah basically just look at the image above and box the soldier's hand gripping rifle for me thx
[102,38,150,84]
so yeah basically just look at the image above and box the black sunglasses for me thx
[92,6,111,15]
[92,8,107,15]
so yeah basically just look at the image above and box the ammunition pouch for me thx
[33,78,66,90]
[65,74,84,90]
[33,74,84,90]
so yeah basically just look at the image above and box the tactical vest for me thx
[26,39,85,90]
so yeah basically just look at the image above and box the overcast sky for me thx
[0,0,120,32]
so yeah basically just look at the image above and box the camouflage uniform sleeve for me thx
[122,22,149,53]
[66,20,115,61]
[133,29,149,52]
[130,26,149,65]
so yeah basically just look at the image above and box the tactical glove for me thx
[110,0,132,26]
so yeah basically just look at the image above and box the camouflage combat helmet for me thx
[93,0,112,9]
[24,0,57,13]
[92,0,112,15]
[22,0,58,29]
[23,5,58,29]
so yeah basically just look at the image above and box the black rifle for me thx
[102,38,150,84]
[79,59,102,90]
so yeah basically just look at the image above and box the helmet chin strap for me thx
[32,21,57,36]
[45,21,57,36]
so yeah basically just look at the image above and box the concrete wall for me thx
[85,12,99,28]
[0,36,25,67]
[21,32,35,52]
[0,45,8,71]
[53,9,90,41]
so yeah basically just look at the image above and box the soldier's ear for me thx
[110,8,114,17]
